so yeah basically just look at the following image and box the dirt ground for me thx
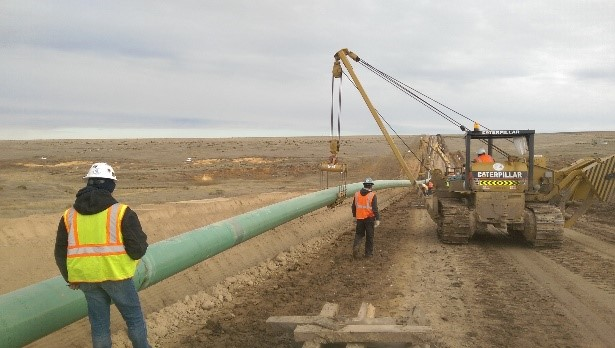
[0,132,614,347]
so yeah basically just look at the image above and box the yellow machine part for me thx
[319,162,347,173]
[580,154,615,202]
[474,191,525,223]
[470,161,528,193]
[540,155,615,203]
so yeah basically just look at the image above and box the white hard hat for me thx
[363,177,374,185]
[477,148,486,155]
[84,162,117,180]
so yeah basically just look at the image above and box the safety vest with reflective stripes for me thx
[354,191,376,220]
[63,203,138,282]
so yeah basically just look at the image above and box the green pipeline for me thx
[0,180,412,347]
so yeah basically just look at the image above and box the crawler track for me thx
[436,198,472,244]
[524,203,565,247]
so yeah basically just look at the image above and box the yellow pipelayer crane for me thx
[331,48,615,247]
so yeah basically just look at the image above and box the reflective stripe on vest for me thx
[354,191,375,219]
[64,203,138,282]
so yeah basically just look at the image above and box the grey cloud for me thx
[0,1,614,139]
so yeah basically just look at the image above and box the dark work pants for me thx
[353,218,375,256]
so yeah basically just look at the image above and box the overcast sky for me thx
[1,1,614,140]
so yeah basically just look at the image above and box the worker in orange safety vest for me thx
[351,177,380,259]
[474,148,495,163]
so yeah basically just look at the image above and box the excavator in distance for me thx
[331,48,615,247]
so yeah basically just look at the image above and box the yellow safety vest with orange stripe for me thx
[354,191,376,220]
[64,203,139,282]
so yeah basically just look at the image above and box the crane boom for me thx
[334,48,418,184]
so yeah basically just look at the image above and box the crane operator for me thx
[474,148,495,163]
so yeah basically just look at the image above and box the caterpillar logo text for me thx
[475,171,526,179]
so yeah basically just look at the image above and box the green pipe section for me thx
[0,180,411,347]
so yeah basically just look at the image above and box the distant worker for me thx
[54,162,151,348]
[420,182,429,196]
[351,177,380,259]
[426,180,434,195]
[474,148,495,163]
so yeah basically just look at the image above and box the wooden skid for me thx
[266,302,432,347]
[294,323,432,343]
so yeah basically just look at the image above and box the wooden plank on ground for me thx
[302,340,322,348]
[319,302,339,317]
[267,302,340,331]
[294,324,432,343]
[355,302,375,320]
[348,302,376,348]
[267,316,396,330]
[267,302,432,346]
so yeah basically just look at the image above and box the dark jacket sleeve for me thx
[54,217,69,282]
[372,195,380,220]
[351,196,357,218]
[121,207,149,260]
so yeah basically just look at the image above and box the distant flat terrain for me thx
[1,132,613,347]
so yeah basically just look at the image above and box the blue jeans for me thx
[80,279,150,348]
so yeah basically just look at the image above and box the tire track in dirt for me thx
[538,237,615,295]
[351,195,588,348]
[502,246,615,347]
[563,228,615,260]
[418,236,582,348]
[572,220,615,244]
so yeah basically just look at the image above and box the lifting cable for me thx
[341,70,430,172]
[358,60,512,158]
[359,60,469,131]
[324,71,347,206]
[330,69,342,142]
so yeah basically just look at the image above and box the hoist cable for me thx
[362,61,479,128]
[338,74,342,140]
[330,73,342,140]
[377,109,430,171]
[341,70,430,171]
[358,60,515,157]
[359,60,466,130]
[478,139,509,157]
[330,75,335,138]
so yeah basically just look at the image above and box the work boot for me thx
[352,244,361,259]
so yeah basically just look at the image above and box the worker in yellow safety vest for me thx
[351,177,380,259]
[54,162,151,348]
